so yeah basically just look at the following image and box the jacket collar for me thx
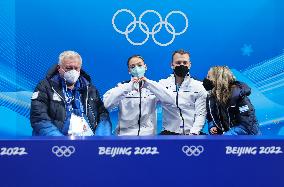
[170,74,191,88]
[47,64,91,89]
[46,64,92,85]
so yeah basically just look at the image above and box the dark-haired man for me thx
[158,49,207,135]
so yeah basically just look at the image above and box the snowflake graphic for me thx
[241,44,253,56]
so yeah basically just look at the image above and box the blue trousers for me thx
[224,126,248,135]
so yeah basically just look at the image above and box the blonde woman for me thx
[203,66,260,135]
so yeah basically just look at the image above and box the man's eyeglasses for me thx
[64,66,80,71]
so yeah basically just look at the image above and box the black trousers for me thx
[159,130,180,135]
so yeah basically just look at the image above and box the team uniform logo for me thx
[239,105,249,113]
[52,146,76,157]
[31,91,39,100]
[182,145,204,156]
[112,9,189,46]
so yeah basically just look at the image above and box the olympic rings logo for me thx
[112,9,189,46]
[52,146,75,157]
[182,145,204,156]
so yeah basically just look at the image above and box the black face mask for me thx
[202,78,215,91]
[174,65,189,77]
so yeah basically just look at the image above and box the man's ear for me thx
[144,64,147,70]
[58,65,64,75]
[57,65,61,72]
[188,62,192,69]
[170,61,174,69]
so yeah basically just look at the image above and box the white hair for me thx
[58,50,82,65]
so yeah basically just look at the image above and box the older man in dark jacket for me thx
[30,51,111,136]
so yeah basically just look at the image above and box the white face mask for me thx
[63,69,80,84]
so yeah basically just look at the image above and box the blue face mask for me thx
[130,66,146,78]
